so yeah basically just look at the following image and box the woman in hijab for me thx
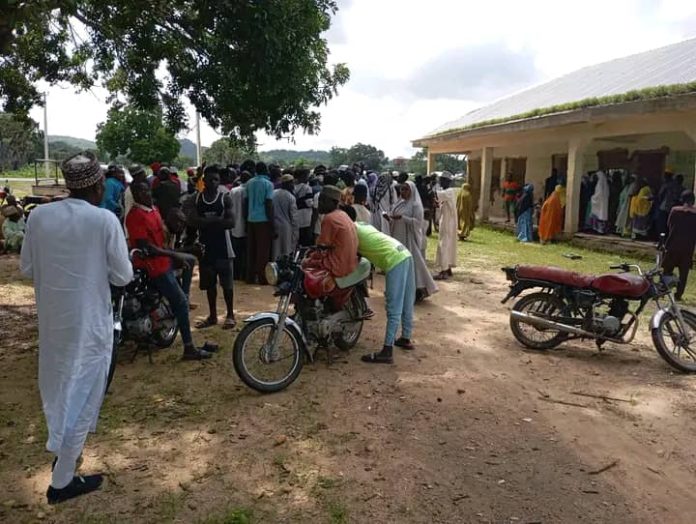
[390,181,438,301]
[456,182,475,240]
[629,178,653,239]
[371,172,397,234]
[588,170,610,234]
[538,185,564,244]
[515,184,534,242]
[615,174,636,237]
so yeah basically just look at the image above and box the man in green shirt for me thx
[347,209,416,363]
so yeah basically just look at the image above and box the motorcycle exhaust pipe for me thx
[510,310,596,338]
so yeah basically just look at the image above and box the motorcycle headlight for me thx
[265,262,279,286]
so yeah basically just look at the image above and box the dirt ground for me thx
[2,252,696,524]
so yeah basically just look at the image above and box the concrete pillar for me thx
[479,147,494,221]
[684,127,696,192]
[427,150,437,175]
[564,138,587,234]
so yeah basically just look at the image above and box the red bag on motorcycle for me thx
[303,266,337,299]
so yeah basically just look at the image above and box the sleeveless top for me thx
[196,190,235,261]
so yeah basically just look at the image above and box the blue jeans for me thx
[384,257,415,347]
[152,270,192,346]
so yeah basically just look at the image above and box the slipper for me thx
[394,338,415,351]
[222,318,237,330]
[195,317,217,329]
[201,342,219,353]
[433,273,449,281]
[361,352,393,364]
[182,349,213,361]
[364,308,375,319]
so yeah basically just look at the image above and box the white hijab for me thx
[590,171,610,221]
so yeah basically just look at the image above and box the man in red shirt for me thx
[126,181,213,360]
[315,185,358,279]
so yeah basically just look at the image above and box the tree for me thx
[96,105,180,165]
[203,138,255,166]
[0,114,42,171]
[407,149,427,175]
[329,147,349,167]
[407,149,467,175]
[0,1,349,145]
[346,143,386,171]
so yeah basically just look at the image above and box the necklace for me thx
[201,191,219,205]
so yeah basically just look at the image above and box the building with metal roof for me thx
[413,38,696,235]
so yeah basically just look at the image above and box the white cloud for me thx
[28,0,696,159]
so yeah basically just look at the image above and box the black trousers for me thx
[231,236,247,280]
[663,250,692,299]
[298,226,314,247]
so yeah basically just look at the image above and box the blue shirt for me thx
[244,174,274,222]
[100,177,125,217]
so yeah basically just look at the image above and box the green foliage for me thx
[258,149,331,167]
[427,81,696,139]
[96,105,180,165]
[0,113,42,171]
[330,143,387,170]
[173,154,195,169]
[199,507,253,524]
[48,135,97,150]
[203,138,256,166]
[407,148,466,175]
[0,1,349,146]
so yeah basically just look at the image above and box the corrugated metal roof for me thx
[426,37,696,138]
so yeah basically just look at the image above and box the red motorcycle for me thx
[233,246,372,393]
[502,241,696,372]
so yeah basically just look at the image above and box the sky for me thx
[29,0,696,159]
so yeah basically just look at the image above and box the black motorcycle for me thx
[107,249,179,389]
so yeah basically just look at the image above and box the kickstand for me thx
[595,339,606,351]
[131,343,154,363]
[314,343,333,365]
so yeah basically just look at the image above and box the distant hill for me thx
[48,135,97,150]
[258,149,331,166]
[178,138,198,159]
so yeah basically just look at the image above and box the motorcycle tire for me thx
[652,310,696,373]
[334,292,365,351]
[510,292,568,350]
[233,318,304,393]
[151,298,179,348]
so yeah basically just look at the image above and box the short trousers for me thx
[199,258,234,290]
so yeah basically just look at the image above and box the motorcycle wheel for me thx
[151,298,179,348]
[334,292,365,351]
[510,292,568,350]
[652,310,696,373]
[233,318,304,393]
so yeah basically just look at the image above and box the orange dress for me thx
[538,189,563,242]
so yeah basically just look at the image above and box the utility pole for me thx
[43,92,50,178]
[195,112,202,167]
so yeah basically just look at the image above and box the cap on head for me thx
[321,185,343,203]
[280,174,294,183]
[440,171,454,180]
[61,151,103,190]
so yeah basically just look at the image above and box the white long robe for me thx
[435,187,458,271]
[20,198,132,458]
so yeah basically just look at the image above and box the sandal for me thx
[222,317,237,330]
[361,352,394,364]
[394,338,415,351]
[195,317,217,329]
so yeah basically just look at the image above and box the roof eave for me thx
[412,91,696,149]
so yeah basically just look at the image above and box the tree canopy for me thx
[0,114,42,171]
[330,143,387,170]
[0,1,349,145]
[96,105,180,165]
[203,138,255,166]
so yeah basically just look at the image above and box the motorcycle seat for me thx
[590,273,650,298]
[336,257,371,289]
[516,265,595,288]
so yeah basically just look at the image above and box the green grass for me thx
[426,225,696,301]
[198,508,253,524]
[327,501,349,524]
[1,165,37,178]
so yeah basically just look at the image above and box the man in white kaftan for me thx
[20,152,133,504]
[434,171,458,279]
